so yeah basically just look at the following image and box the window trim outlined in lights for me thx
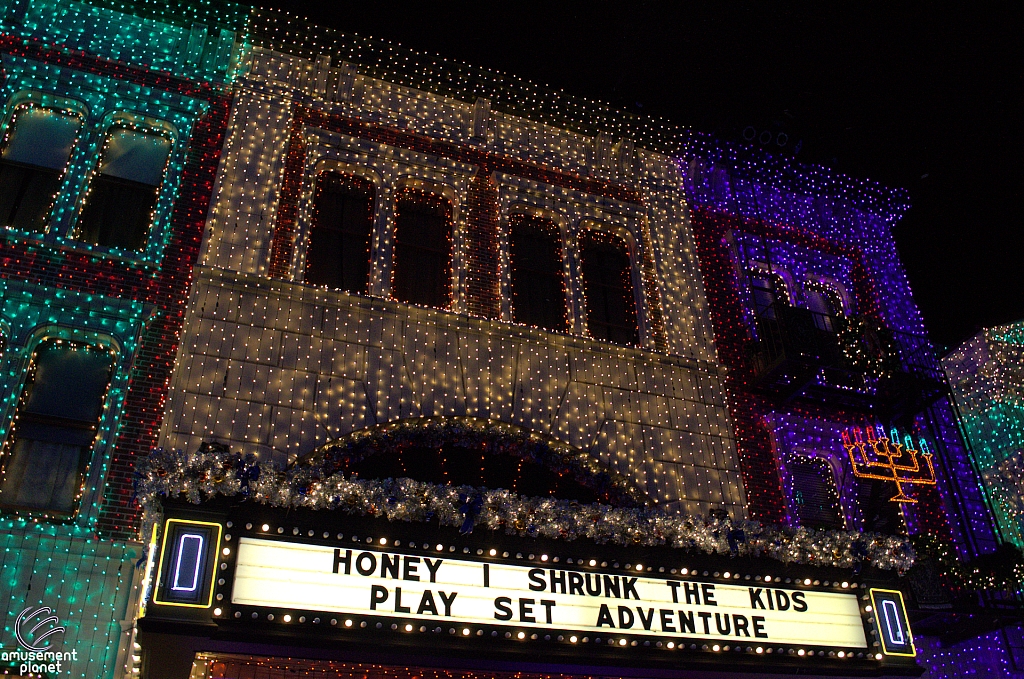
[152,518,222,608]
[868,588,916,657]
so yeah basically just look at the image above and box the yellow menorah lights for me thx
[841,426,937,503]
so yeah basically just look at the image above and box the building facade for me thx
[0,0,244,676]
[135,10,929,679]
[944,321,1024,546]
[0,2,1015,678]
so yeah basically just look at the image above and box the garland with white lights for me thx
[134,442,915,572]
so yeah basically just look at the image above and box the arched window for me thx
[0,105,81,232]
[0,339,115,514]
[304,172,375,294]
[804,283,843,332]
[508,214,568,332]
[788,455,844,529]
[580,230,639,345]
[391,189,452,310]
[76,126,171,250]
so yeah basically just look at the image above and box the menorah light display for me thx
[841,427,937,503]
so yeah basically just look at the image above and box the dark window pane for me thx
[580,232,638,345]
[509,216,567,332]
[858,477,904,533]
[789,456,844,529]
[75,128,170,251]
[0,107,81,231]
[0,161,63,231]
[304,173,375,294]
[76,175,159,250]
[805,286,841,332]
[0,341,114,513]
[391,191,452,309]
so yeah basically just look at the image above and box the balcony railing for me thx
[748,304,946,418]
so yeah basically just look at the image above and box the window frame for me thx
[0,333,121,521]
[505,211,571,334]
[300,169,378,295]
[577,225,643,347]
[784,452,847,531]
[70,117,176,254]
[389,185,456,311]
[0,98,87,236]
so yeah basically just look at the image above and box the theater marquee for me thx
[144,511,919,675]
[231,538,867,648]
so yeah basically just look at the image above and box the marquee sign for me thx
[144,512,919,674]
[231,538,866,649]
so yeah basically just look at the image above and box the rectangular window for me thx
[75,127,171,251]
[391,189,452,310]
[304,172,375,294]
[789,456,844,530]
[0,106,81,232]
[509,215,568,332]
[580,231,639,345]
[0,340,114,514]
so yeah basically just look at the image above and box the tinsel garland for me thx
[300,417,647,508]
[134,444,915,572]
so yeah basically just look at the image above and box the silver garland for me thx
[134,447,915,572]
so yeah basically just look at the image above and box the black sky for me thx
[258,2,1023,351]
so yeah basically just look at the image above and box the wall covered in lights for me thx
[0,0,244,676]
[944,320,1024,546]
[157,41,747,519]
[680,137,997,557]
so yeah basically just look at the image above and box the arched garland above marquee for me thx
[293,417,648,508]
[133,443,915,573]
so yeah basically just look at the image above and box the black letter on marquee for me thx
[424,558,442,583]
[698,611,713,634]
[774,590,790,611]
[333,549,352,575]
[520,598,536,623]
[702,583,717,606]
[792,591,807,612]
[494,597,513,621]
[637,606,655,631]
[678,610,695,634]
[659,609,675,633]
[528,568,546,591]
[540,600,556,624]
[381,554,400,580]
[417,590,438,616]
[439,591,457,617]
[370,585,388,610]
[667,581,681,604]
[596,604,615,628]
[733,614,750,637]
[752,616,768,638]
[715,613,731,635]
[403,556,420,581]
[617,606,634,629]
[622,577,639,600]
[356,552,377,576]
[394,586,411,613]
[749,588,765,610]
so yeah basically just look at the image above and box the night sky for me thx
[258,2,1022,352]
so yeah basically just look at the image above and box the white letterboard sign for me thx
[232,537,867,649]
